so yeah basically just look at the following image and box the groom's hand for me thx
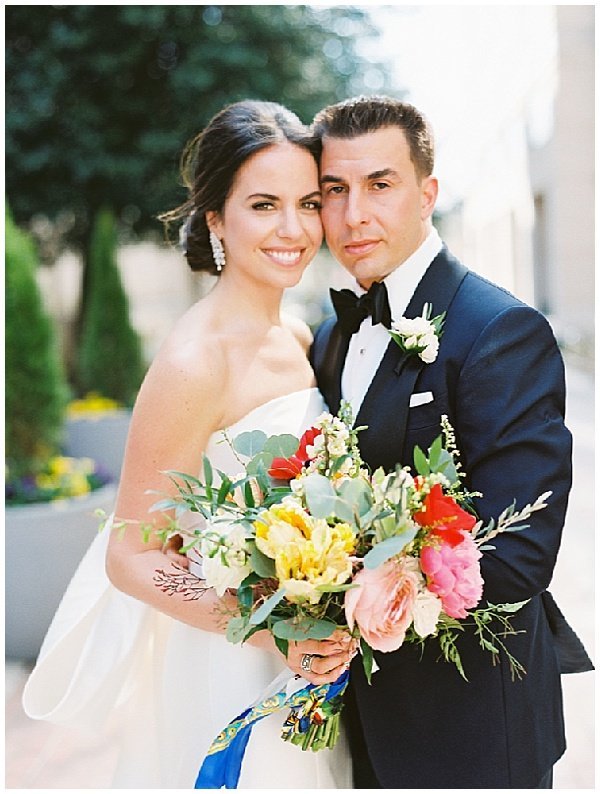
[287,631,358,685]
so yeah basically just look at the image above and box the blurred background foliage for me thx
[6,4,391,263]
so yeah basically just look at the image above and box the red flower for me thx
[297,426,321,462]
[268,426,321,481]
[414,483,476,547]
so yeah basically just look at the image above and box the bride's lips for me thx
[344,239,380,257]
[262,247,305,266]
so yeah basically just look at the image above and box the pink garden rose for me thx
[420,533,484,619]
[344,558,419,652]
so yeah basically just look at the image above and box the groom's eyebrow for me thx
[247,190,322,201]
[320,174,345,185]
[320,168,399,185]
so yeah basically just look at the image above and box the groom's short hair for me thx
[313,95,434,178]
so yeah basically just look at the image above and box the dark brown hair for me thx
[160,100,318,274]
[312,95,434,178]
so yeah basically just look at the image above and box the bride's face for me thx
[208,141,323,288]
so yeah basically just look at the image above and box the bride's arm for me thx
[106,342,353,683]
[106,340,235,631]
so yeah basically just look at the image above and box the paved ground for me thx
[5,365,594,789]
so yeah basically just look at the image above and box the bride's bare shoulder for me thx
[138,302,227,422]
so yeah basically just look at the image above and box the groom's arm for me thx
[454,304,572,605]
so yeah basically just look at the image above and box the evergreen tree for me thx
[5,207,68,474]
[77,208,146,405]
[6,5,391,250]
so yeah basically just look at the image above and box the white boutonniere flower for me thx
[389,303,445,364]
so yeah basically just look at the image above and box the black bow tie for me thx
[330,280,392,337]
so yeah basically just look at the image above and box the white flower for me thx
[200,522,251,596]
[420,334,439,364]
[389,303,444,364]
[412,589,442,637]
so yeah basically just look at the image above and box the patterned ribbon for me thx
[194,669,349,789]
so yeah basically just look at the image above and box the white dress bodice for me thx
[23,388,352,789]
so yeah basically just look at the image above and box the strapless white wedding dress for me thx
[23,388,352,789]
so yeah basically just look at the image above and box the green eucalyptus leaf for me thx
[226,616,252,644]
[331,497,356,525]
[233,430,267,458]
[246,451,274,477]
[250,587,286,625]
[303,473,338,518]
[272,617,337,641]
[363,528,418,569]
[337,477,372,516]
[435,449,459,482]
[263,434,299,458]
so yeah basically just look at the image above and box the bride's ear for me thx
[205,210,223,239]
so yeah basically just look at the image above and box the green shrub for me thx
[5,207,69,475]
[77,208,145,406]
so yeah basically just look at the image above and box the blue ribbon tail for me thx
[194,721,252,789]
[194,669,350,789]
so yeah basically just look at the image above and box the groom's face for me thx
[320,126,438,289]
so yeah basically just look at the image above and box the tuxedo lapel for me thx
[356,247,468,470]
[314,322,349,415]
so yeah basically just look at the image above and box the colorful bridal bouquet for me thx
[147,402,550,772]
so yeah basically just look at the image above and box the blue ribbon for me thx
[194,670,349,789]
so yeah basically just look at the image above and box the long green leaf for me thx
[250,587,286,625]
[363,528,418,569]
[360,639,374,685]
[249,542,276,578]
[413,445,430,477]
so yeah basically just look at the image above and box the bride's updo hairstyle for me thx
[161,100,318,274]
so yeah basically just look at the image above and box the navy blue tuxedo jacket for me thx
[311,247,590,788]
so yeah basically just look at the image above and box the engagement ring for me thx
[300,653,316,673]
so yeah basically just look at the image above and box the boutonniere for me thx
[389,303,445,364]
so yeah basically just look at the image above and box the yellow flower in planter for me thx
[67,392,122,417]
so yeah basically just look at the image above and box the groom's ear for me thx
[205,210,223,237]
[420,176,438,220]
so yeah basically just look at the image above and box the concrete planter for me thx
[5,482,117,661]
[64,410,131,482]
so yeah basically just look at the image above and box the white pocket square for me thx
[409,391,434,408]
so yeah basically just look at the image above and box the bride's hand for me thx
[286,632,358,685]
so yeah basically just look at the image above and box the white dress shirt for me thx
[341,227,443,418]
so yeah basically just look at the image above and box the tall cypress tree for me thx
[5,207,68,474]
[77,207,145,405]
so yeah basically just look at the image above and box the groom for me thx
[310,96,592,788]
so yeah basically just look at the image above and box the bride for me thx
[23,100,353,788]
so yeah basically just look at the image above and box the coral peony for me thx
[345,558,419,652]
[420,533,483,619]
